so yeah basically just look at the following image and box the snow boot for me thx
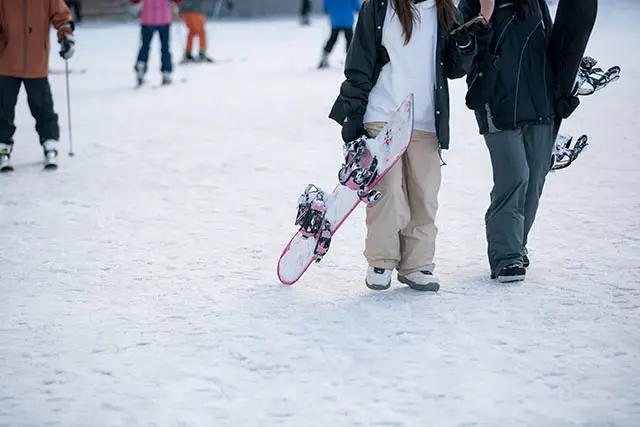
[162,71,172,85]
[134,61,146,86]
[181,52,196,63]
[317,52,329,69]
[365,267,392,291]
[199,51,214,63]
[42,139,58,170]
[397,271,440,292]
[493,263,526,283]
[523,254,530,268]
[0,143,13,173]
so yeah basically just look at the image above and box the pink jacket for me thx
[131,0,177,26]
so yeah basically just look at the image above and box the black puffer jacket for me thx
[459,0,555,134]
[328,0,476,150]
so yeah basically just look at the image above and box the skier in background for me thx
[179,0,214,63]
[0,0,75,171]
[329,0,476,291]
[130,0,181,86]
[458,0,555,282]
[317,0,360,69]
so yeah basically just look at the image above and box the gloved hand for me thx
[554,95,580,119]
[341,116,369,143]
[59,33,75,60]
[449,24,472,50]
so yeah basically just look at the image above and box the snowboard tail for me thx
[277,94,415,285]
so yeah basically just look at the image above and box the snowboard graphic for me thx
[277,94,415,285]
[548,0,598,139]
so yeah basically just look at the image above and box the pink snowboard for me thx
[277,94,415,285]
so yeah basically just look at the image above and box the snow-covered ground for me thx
[1,3,639,426]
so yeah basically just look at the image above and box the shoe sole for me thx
[497,274,526,283]
[365,280,391,291]
[397,275,440,292]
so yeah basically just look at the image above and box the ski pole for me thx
[64,59,74,157]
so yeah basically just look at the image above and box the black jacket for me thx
[459,0,555,134]
[328,0,476,150]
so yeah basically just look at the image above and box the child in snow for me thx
[0,0,75,171]
[318,0,361,68]
[458,0,555,282]
[329,0,476,291]
[179,0,214,63]
[130,0,181,86]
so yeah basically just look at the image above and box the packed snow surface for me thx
[1,3,639,426]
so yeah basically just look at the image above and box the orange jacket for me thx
[0,0,74,78]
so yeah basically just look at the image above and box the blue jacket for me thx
[325,0,360,29]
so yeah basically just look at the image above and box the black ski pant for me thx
[65,0,83,23]
[0,76,60,146]
[483,123,554,276]
[323,27,354,54]
[300,0,311,19]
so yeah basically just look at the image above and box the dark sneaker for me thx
[495,264,526,283]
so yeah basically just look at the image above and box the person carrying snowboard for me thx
[317,0,361,69]
[179,0,214,63]
[130,0,181,86]
[458,0,555,282]
[0,0,75,172]
[329,0,476,291]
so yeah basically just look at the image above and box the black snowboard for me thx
[548,0,598,138]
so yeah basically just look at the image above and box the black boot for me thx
[199,51,214,63]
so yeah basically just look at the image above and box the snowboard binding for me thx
[551,134,589,171]
[338,137,382,203]
[575,56,621,97]
[295,184,332,262]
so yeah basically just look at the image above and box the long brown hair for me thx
[393,0,457,45]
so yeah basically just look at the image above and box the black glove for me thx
[341,116,369,143]
[554,96,580,119]
[449,24,472,50]
[59,33,75,60]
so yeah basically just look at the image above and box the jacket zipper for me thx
[23,0,27,76]
[513,21,541,128]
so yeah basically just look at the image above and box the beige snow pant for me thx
[363,122,442,275]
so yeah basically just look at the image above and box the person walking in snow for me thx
[0,0,75,172]
[329,0,476,291]
[130,0,180,86]
[179,0,214,63]
[458,0,555,282]
[317,0,360,68]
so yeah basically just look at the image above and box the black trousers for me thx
[65,0,82,23]
[300,0,311,18]
[323,28,354,54]
[0,76,60,145]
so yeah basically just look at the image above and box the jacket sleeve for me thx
[339,0,377,118]
[50,0,73,41]
[444,10,477,80]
